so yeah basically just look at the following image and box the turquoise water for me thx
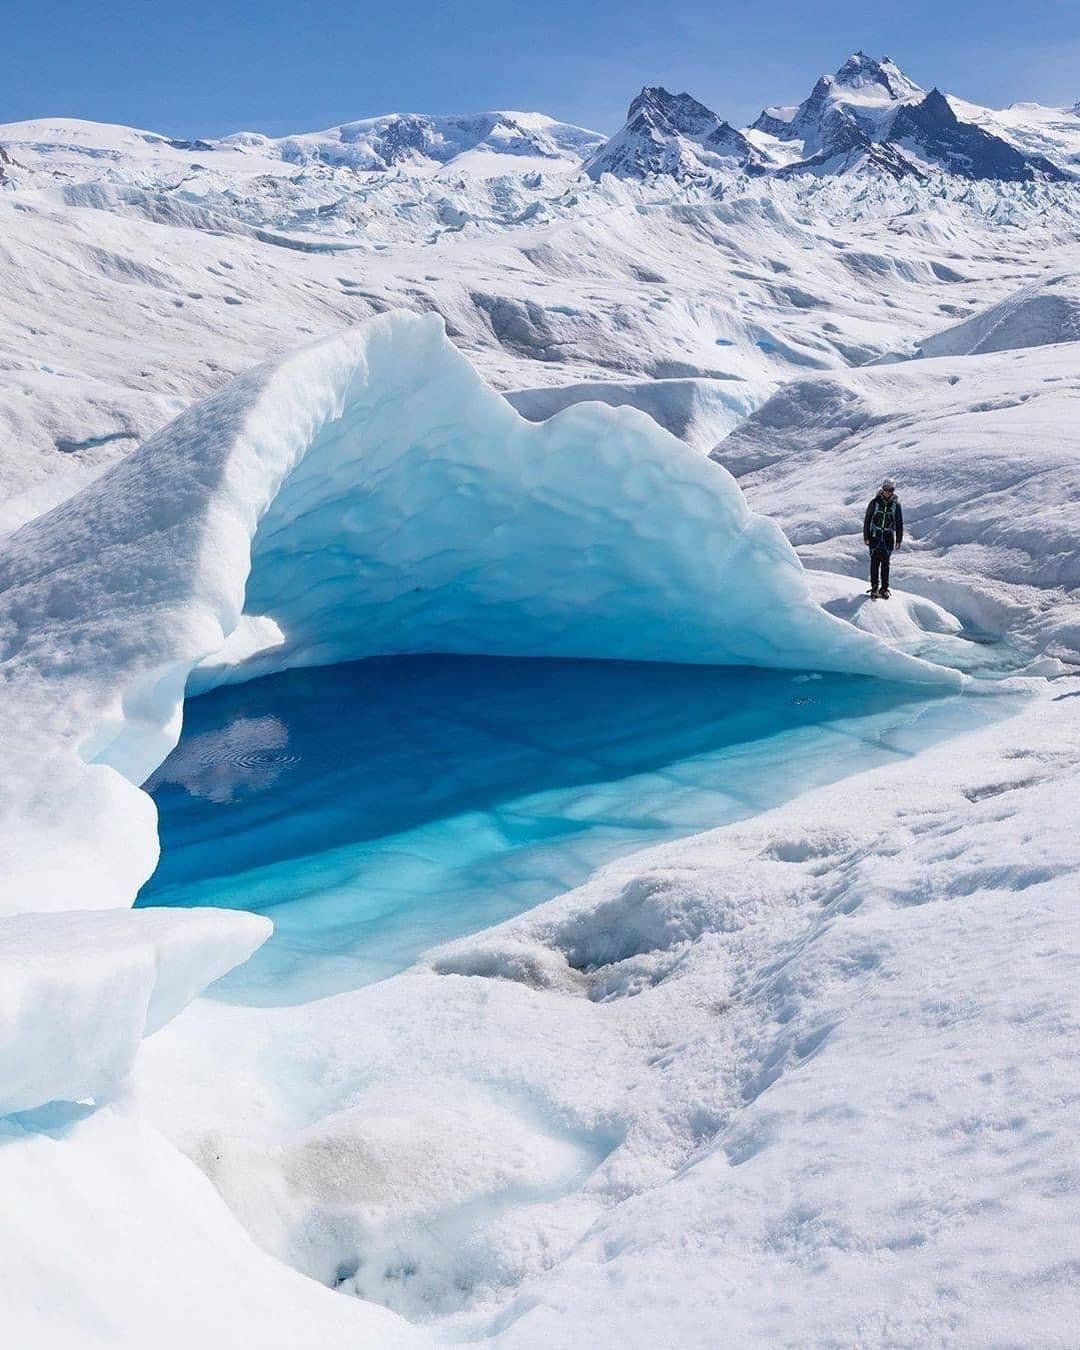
[138,655,996,1005]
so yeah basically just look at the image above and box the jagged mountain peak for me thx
[833,52,923,101]
[745,55,1071,184]
[629,87,712,123]
[584,85,759,181]
[626,86,721,135]
[889,88,1070,181]
[915,88,954,119]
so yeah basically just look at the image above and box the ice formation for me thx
[0,310,954,922]
[4,61,1080,1347]
[0,306,959,1346]
[0,907,269,1116]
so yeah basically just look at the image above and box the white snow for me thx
[4,67,1080,1350]
[5,103,1079,519]
[948,95,1080,170]
[712,341,1080,653]
[916,272,1080,357]
[0,1102,427,1350]
[0,907,269,1116]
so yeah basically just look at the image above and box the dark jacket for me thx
[863,493,903,550]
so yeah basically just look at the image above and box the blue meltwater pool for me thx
[138,655,999,1005]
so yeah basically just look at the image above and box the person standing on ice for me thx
[863,477,903,599]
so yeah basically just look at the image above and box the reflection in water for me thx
[145,715,293,803]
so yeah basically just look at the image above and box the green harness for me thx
[869,496,897,544]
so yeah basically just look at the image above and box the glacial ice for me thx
[0,307,982,1348]
[0,907,269,1116]
[918,273,1080,358]
[0,310,954,919]
[4,95,1080,1350]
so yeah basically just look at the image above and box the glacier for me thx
[0,310,954,921]
[0,304,972,1347]
[4,51,1080,1350]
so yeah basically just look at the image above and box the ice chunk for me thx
[0,907,269,1115]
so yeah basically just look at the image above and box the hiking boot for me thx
[880,588,891,599]
[869,588,879,599]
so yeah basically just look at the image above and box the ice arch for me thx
[0,311,958,915]
[202,312,950,686]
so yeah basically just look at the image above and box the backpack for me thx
[869,496,897,541]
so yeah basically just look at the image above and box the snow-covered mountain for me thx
[950,96,1080,172]
[236,110,605,173]
[581,53,1074,183]
[748,52,1070,181]
[3,54,1076,201]
[583,87,762,180]
[0,110,604,181]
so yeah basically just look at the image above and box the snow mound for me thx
[504,376,753,450]
[0,310,956,917]
[0,1103,427,1350]
[805,571,976,667]
[918,273,1080,356]
[0,907,269,1116]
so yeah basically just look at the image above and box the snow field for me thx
[4,83,1080,1350]
[713,339,1080,659]
[4,153,1078,523]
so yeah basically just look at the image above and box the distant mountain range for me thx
[2,52,1077,188]
[586,53,1076,183]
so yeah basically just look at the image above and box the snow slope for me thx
[4,66,1080,529]
[6,172,1076,526]
[712,339,1080,656]
[916,272,1080,357]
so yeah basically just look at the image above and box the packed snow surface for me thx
[713,340,1080,655]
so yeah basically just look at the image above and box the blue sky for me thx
[6,0,1079,136]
